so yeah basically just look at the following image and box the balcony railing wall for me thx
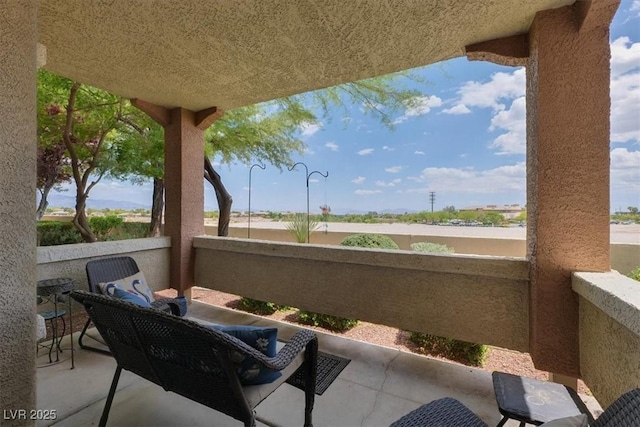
[206,226,639,275]
[37,237,171,292]
[573,271,640,407]
[194,236,530,351]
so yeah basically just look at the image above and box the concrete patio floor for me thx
[37,301,602,426]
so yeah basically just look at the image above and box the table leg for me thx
[69,293,74,369]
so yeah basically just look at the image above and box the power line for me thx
[429,191,436,213]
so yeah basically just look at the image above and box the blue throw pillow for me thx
[208,324,281,385]
[112,287,152,308]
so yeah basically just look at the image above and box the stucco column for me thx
[527,4,616,377]
[164,108,205,295]
[0,0,38,420]
[131,101,222,296]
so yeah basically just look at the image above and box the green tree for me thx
[38,70,123,242]
[36,139,71,220]
[628,206,638,216]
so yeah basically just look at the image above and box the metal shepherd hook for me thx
[288,162,329,243]
[248,163,266,238]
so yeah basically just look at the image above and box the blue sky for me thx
[54,2,640,214]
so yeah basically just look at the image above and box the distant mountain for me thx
[46,194,151,210]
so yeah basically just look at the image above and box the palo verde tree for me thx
[38,70,124,242]
[36,139,71,220]
[203,72,422,235]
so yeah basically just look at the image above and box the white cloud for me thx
[611,37,640,76]
[393,95,443,124]
[300,121,322,137]
[351,176,366,184]
[308,178,319,184]
[382,146,395,151]
[358,148,374,155]
[442,104,471,115]
[385,166,403,173]
[489,96,526,155]
[610,37,640,143]
[406,162,526,194]
[414,150,426,155]
[452,68,525,112]
[630,0,640,17]
[325,142,339,151]
[376,179,402,187]
[611,148,640,192]
[354,189,382,195]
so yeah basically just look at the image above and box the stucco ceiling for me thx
[39,0,574,112]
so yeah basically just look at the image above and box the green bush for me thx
[411,241,454,254]
[629,267,640,282]
[297,310,359,332]
[339,233,399,249]
[89,215,124,240]
[408,332,489,367]
[37,221,83,246]
[238,298,288,315]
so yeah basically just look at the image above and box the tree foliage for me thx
[38,70,124,242]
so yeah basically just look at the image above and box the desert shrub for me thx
[411,241,454,254]
[408,332,489,367]
[105,222,151,240]
[286,213,318,243]
[238,298,288,315]
[37,221,83,246]
[339,233,399,249]
[89,215,124,240]
[297,310,359,332]
[629,266,640,282]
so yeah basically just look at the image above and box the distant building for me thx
[460,204,525,219]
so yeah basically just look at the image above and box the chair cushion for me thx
[98,272,155,304]
[243,340,305,408]
[208,324,281,385]
[112,288,152,308]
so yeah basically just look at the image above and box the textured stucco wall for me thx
[526,5,614,376]
[578,300,640,407]
[37,238,172,292]
[0,1,37,420]
[209,226,639,274]
[164,109,204,294]
[194,237,530,351]
[574,272,640,406]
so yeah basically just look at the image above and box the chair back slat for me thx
[85,257,140,293]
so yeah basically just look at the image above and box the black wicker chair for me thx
[390,388,640,427]
[71,290,318,427]
[79,256,187,355]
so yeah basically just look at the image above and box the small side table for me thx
[492,371,593,426]
[37,278,75,369]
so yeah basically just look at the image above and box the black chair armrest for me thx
[151,297,186,316]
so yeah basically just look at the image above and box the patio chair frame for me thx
[79,256,185,355]
[71,290,317,427]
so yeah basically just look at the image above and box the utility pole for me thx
[429,191,436,213]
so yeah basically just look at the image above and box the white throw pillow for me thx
[98,272,155,304]
[539,414,589,427]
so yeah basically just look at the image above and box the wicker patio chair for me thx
[71,290,318,427]
[390,388,640,427]
[79,256,187,355]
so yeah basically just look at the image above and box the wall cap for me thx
[37,237,171,264]
[194,236,529,280]
[573,271,640,336]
